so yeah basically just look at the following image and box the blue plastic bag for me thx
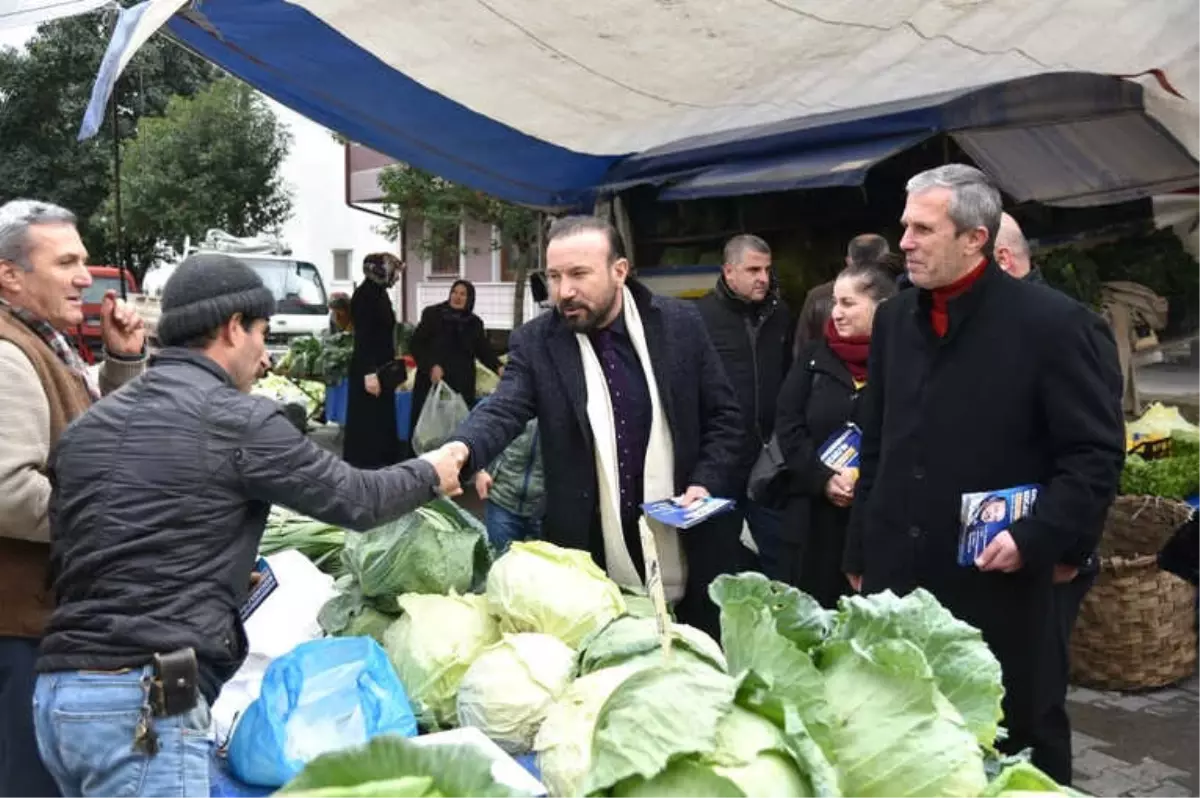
[227,637,417,787]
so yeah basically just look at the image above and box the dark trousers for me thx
[0,636,60,797]
[674,501,766,639]
[1002,568,1097,786]
[1027,566,1099,782]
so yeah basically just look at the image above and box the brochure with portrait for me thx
[819,423,862,482]
[958,485,1040,567]
[642,497,735,530]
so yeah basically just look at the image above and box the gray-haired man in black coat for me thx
[843,165,1124,784]
[444,216,744,637]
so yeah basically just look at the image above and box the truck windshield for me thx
[242,258,329,315]
[81,277,125,304]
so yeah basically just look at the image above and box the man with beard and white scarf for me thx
[445,215,743,636]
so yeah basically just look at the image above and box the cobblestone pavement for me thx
[1069,671,1199,796]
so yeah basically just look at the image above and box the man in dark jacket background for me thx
[695,234,792,571]
[444,215,743,636]
[843,164,1124,784]
[33,254,464,798]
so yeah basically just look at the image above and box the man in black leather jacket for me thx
[31,254,464,798]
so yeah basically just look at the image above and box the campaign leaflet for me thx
[958,485,1040,567]
[819,423,862,481]
[642,496,735,530]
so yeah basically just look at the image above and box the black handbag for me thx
[747,435,788,506]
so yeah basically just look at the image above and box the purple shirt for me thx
[589,314,653,573]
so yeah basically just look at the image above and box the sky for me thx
[0,24,35,50]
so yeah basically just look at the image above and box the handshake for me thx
[419,441,470,497]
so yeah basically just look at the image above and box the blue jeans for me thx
[0,637,60,796]
[485,502,541,554]
[33,668,213,797]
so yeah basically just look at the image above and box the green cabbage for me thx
[576,615,727,675]
[535,661,739,797]
[611,706,813,797]
[383,593,499,730]
[277,734,536,797]
[342,498,490,599]
[456,633,576,754]
[819,638,988,797]
[828,589,1005,748]
[486,541,626,647]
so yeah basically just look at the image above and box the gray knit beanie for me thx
[157,253,277,347]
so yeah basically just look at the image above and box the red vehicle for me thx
[72,266,139,361]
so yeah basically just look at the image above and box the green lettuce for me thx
[829,589,1005,747]
[277,734,536,797]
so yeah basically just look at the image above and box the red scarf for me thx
[824,317,870,383]
[931,258,988,337]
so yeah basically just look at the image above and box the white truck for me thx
[133,230,332,358]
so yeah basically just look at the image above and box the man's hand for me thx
[976,530,1024,573]
[364,373,381,397]
[100,290,145,357]
[1053,564,1079,584]
[675,485,711,507]
[824,470,855,508]
[420,445,466,497]
[430,364,445,384]
[846,573,863,592]
[474,470,493,500]
[497,365,505,378]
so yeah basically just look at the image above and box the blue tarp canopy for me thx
[601,72,1199,206]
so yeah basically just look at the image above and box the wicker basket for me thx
[1070,495,1198,691]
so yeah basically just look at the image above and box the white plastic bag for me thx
[413,381,470,454]
[211,550,337,745]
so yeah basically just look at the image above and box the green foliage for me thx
[100,77,292,271]
[378,165,540,322]
[0,12,218,268]
[1040,229,1199,336]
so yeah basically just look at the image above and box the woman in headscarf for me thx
[772,261,897,606]
[343,252,404,469]
[409,279,502,439]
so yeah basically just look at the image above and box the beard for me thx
[558,289,620,333]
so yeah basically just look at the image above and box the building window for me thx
[424,219,464,278]
[332,249,352,281]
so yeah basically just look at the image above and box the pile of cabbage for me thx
[531,572,1073,797]
[307,535,1075,797]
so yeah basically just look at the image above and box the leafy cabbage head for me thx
[610,706,813,797]
[383,593,499,730]
[486,541,625,647]
[456,633,576,754]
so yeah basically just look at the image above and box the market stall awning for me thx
[951,112,1200,208]
[655,132,933,201]
[74,0,1199,207]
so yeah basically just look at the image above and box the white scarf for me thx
[576,286,687,601]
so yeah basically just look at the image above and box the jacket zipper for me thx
[745,298,776,445]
